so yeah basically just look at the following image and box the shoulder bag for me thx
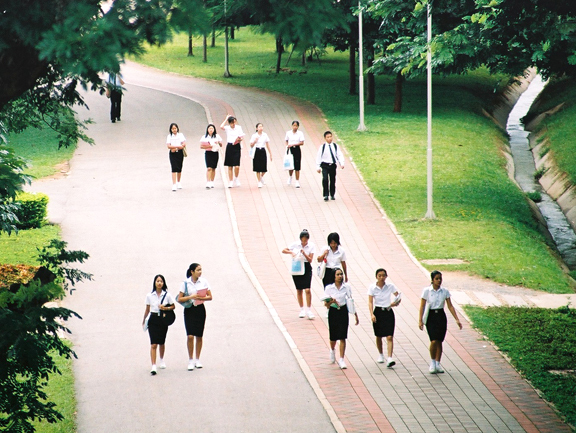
[179,281,195,308]
[290,256,305,276]
[160,292,176,326]
[346,293,356,315]
[317,258,327,278]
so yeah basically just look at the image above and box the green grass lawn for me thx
[135,29,574,293]
[0,225,61,265]
[465,305,576,427]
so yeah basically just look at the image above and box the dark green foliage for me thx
[12,193,48,230]
[0,240,92,432]
[465,305,576,426]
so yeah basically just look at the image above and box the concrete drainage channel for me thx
[506,75,576,270]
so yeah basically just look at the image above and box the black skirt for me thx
[205,151,219,169]
[224,143,241,167]
[288,146,302,171]
[372,308,395,337]
[426,309,447,342]
[292,262,312,290]
[322,267,337,288]
[169,150,184,173]
[252,148,267,172]
[184,304,206,337]
[328,305,349,341]
[148,314,168,345]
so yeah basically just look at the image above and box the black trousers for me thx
[321,163,337,198]
[110,90,122,121]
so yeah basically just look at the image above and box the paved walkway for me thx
[33,62,572,432]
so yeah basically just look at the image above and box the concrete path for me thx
[32,62,572,433]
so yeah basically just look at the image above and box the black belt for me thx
[430,309,443,314]
[151,312,160,316]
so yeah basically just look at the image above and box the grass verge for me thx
[0,225,61,265]
[134,29,573,293]
[465,305,576,427]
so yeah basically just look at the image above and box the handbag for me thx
[179,281,194,308]
[290,257,305,276]
[317,259,326,278]
[422,289,431,325]
[346,294,356,315]
[182,147,188,157]
[159,292,176,326]
[283,148,294,170]
[249,145,256,159]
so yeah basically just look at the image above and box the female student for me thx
[142,274,175,375]
[367,268,401,367]
[317,232,348,288]
[220,114,245,188]
[323,268,359,369]
[418,270,462,373]
[178,263,213,371]
[282,229,316,319]
[166,123,187,191]
[249,123,273,188]
[284,120,305,188]
[200,124,223,189]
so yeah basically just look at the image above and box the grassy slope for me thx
[135,30,573,293]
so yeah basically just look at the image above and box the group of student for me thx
[165,116,345,200]
[283,230,462,373]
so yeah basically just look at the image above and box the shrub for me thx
[534,167,547,181]
[526,191,543,202]
[13,192,48,229]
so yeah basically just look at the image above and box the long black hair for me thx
[186,263,201,278]
[152,274,167,292]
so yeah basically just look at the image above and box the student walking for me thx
[282,229,316,319]
[317,232,348,288]
[367,268,401,367]
[249,123,273,188]
[316,131,344,201]
[106,71,125,123]
[418,270,462,374]
[142,275,175,375]
[166,123,187,191]
[220,114,245,188]
[285,120,305,188]
[200,124,223,189]
[323,269,359,369]
[178,263,213,371]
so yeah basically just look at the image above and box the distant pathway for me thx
[34,62,572,432]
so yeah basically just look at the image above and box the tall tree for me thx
[169,0,211,57]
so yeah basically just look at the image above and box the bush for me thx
[527,191,543,202]
[13,192,48,229]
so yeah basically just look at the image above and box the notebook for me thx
[194,288,208,306]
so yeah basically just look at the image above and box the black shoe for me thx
[111,119,115,123]
[330,196,335,200]
[324,196,329,201]
[116,118,121,122]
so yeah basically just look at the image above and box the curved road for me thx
[32,62,571,433]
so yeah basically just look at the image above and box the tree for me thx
[0,240,92,431]
[169,0,212,57]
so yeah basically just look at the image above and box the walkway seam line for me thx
[130,83,346,433]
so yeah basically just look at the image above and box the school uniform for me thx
[421,285,451,342]
[324,282,353,341]
[367,282,399,337]
[145,290,175,345]
[285,130,305,171]
[288,241,316,290]
[250,132,270,173]
[223,125,245,167]
[180,277,210,337]
[316,141,344,199]
[167,132,186,173]
[200,134,222,169]
[320,245,347,287]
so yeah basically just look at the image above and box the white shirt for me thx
[250,132,270,149]
[421,286,451,309]
[223,125,244,144]
[323,282,353,307]
[180,276,210,296]
[316,142,344,168]
[288,241,316,262]
[145,290,176,314]
[200,134,223,152]
[167,132,186,148]
[285,130,305,147]
[367,283,399,308]
[321,246,347,268]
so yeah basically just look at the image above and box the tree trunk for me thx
[188,32,193,57]
[211,26,216,47]
[393,72,404,113]
[301,49,306,66]
[224,26,231,77]
[367,47,375,105]
[349,44,356,95]
[230,27,235,40]
[275,38,283,73]
[203,34,207,62]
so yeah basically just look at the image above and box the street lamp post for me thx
[424,0,435,219]
[357,1,367,131]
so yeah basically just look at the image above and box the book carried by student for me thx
[194,289,208,306]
